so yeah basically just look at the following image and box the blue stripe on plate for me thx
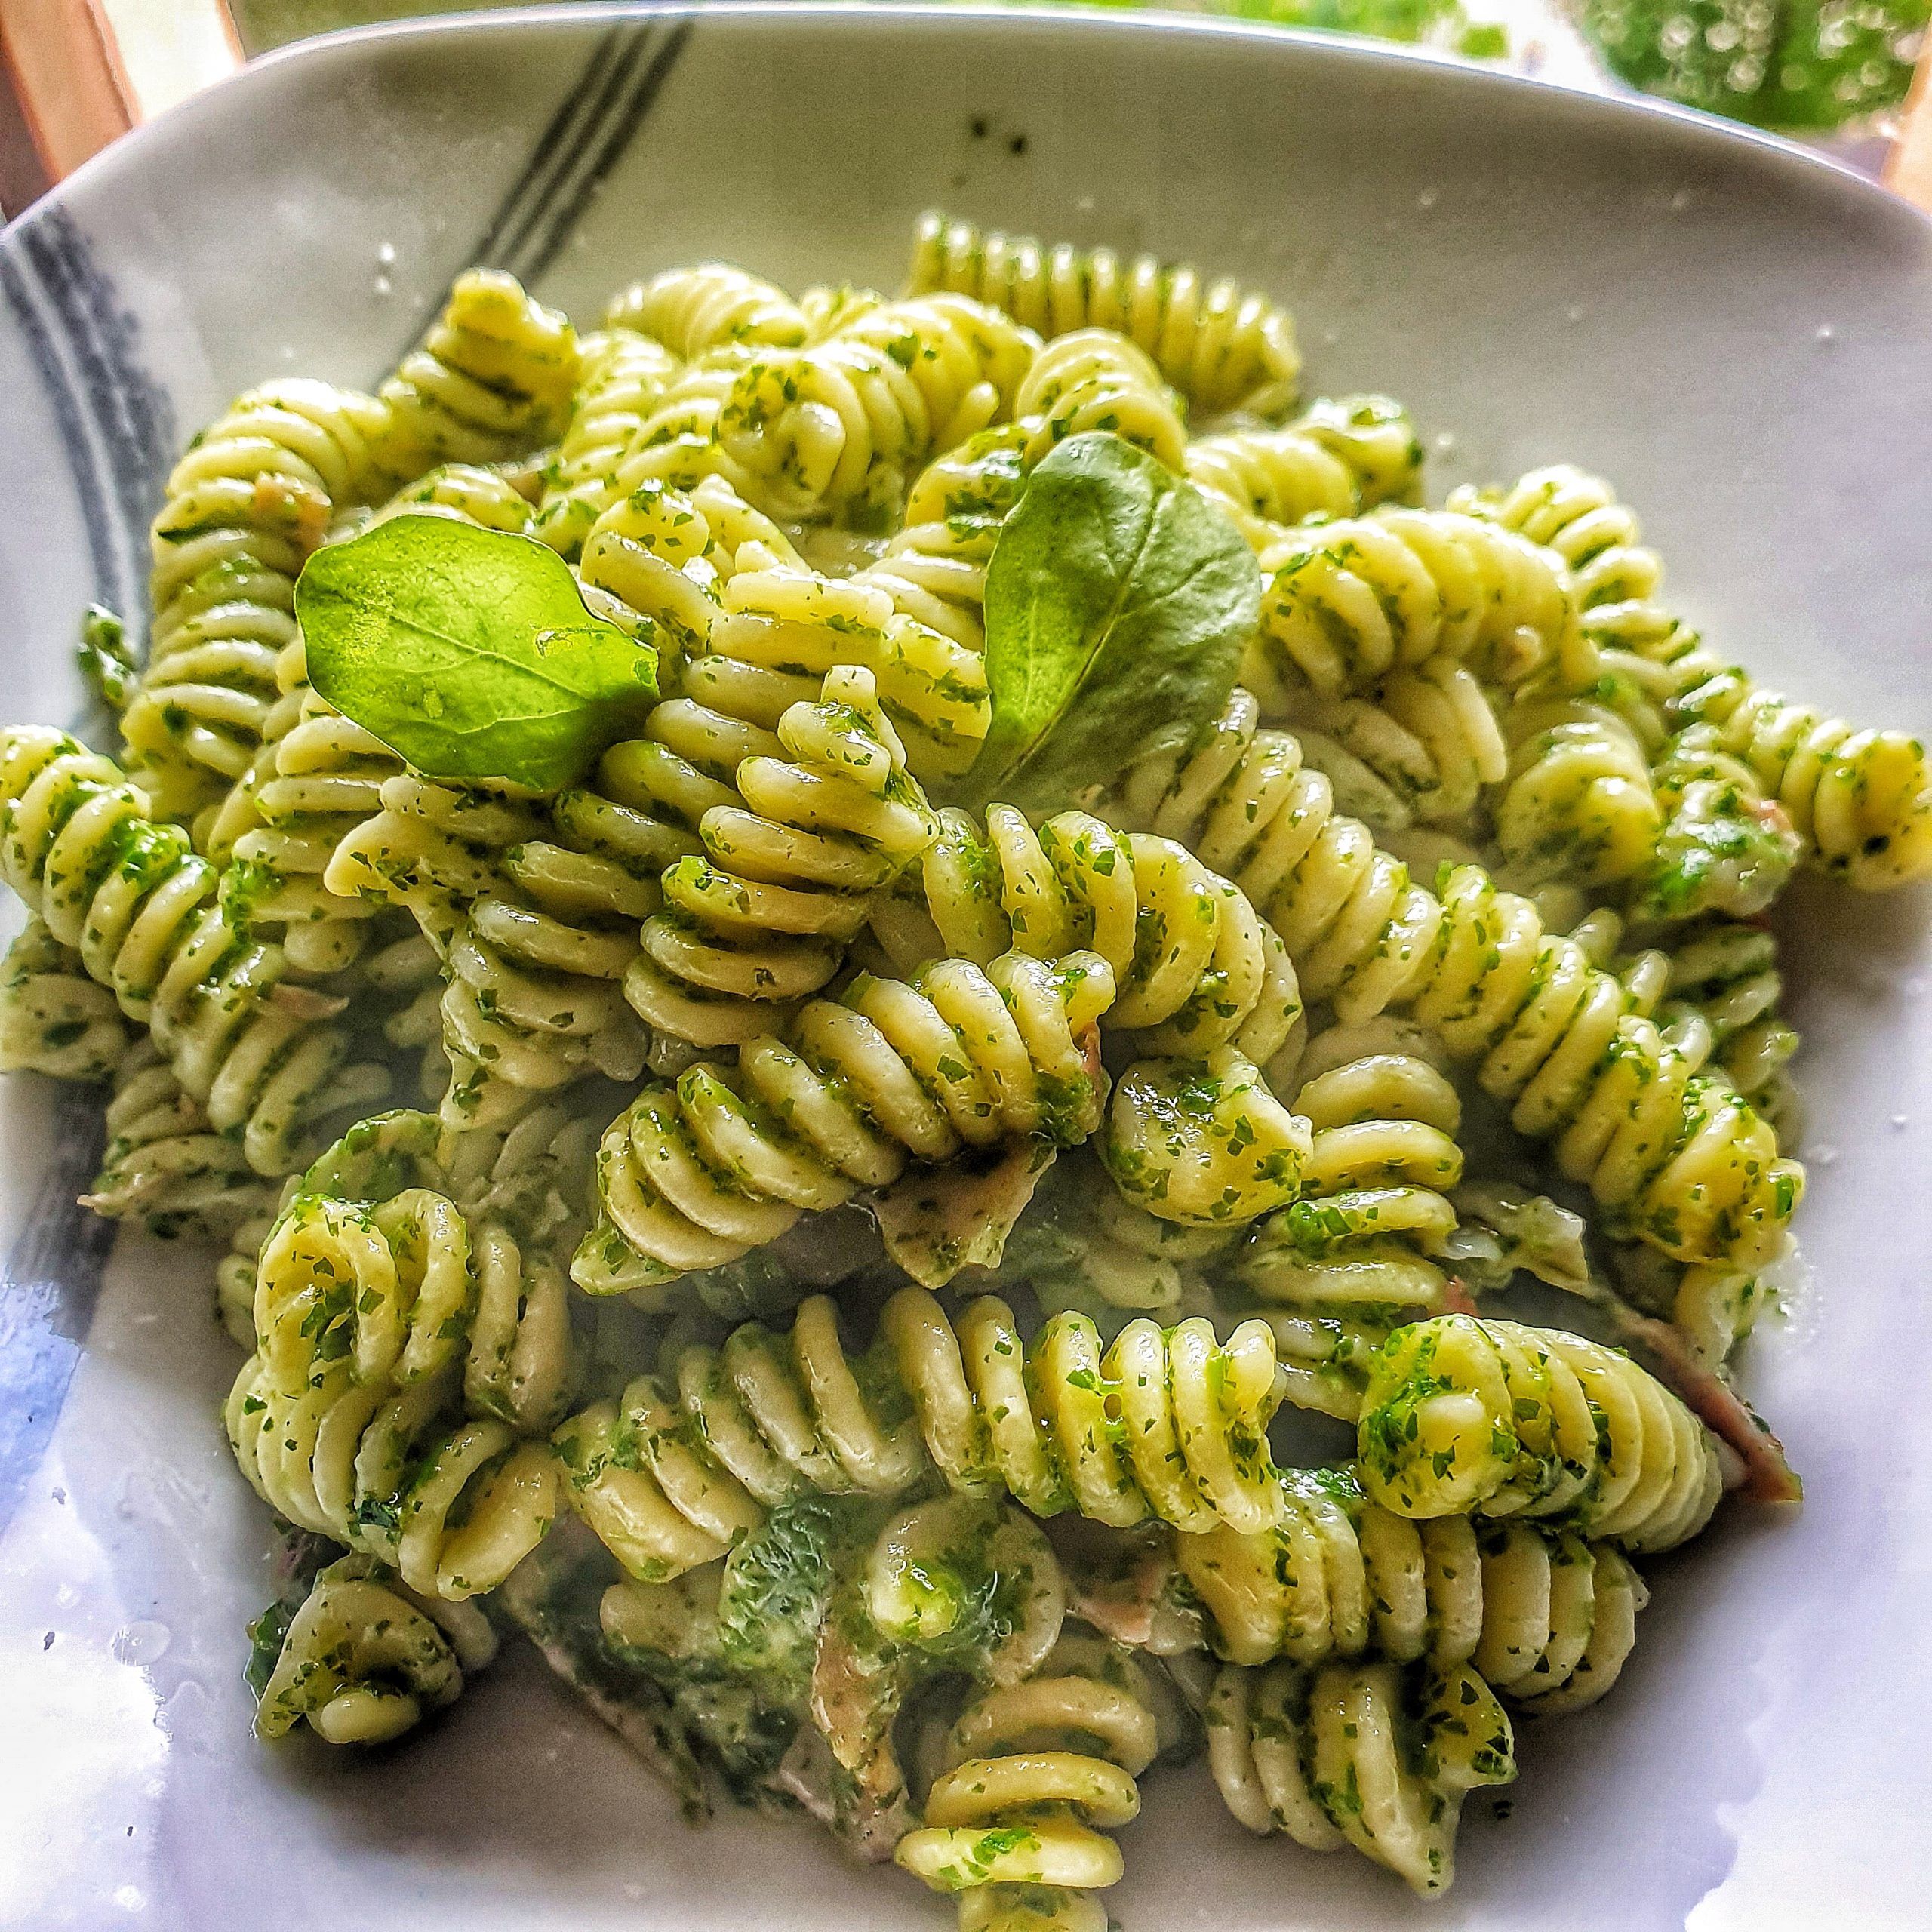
[519,22,691,288]
[394,17,688,361]
[0,1088,117,1538]
[0,214,168,1536]
[0,241,129,614]
[17,211,175,604]
[488,24,657,275]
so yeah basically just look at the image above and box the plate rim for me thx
[10,0,1931,253]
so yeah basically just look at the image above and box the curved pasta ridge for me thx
[882,802,1303,1069]
[0,727,390,1176]
[210,465,534,978]
[1011,328,1187,474]
[1247,508,1589,709]
[605,260,811,361]
[0,915,127,1081]
[254,1553,498,1746]
[1184,395,1423,537]
[1119,688,1804,1272]
[1175,1465,1649,1710]
[895,1631,1161,1932]
[1235,1039,1465,1313]
[226,1185,568,1602]
[82,1036,275,1243]
[532,325,681,555]
[623,660,940,1050]
[1465,463,1932,889]
[578,945,1115,1292]
[373,267,578,478]
[123,376,391,829]
[1357,1313,1724,1552]
[1207,1654,1515,1895]
[720,294,1038,520]
[552,1285,1292,1588]
[909,209,1300,418]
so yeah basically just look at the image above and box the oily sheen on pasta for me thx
[5,215,1894,1923]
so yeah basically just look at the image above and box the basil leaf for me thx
[297,514,657,792]
[958,432,1260,816]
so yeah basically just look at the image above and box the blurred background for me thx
[1,0,1927,218]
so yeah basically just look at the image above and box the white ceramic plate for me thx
[3,8,1930,1929]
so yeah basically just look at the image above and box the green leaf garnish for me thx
[296,514,657,792]
[958,433,1258,815]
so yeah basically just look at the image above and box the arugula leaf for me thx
[297,513,657,792]
[960,433,1258,815]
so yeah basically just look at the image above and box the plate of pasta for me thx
[3,7,1930,1931]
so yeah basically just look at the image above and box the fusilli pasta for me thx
[0,915,126,1080]
[719,294,1038,521]
[0,728,390,1175]
[1207,1655,1514,1894]
[577,946,1112,1291]
[531,326,682,556]
[555,1284,1291,1586]
[1171,1466,1649,1710]
[254,1554,498,1745]
[896,1628,1164,1932]
[1461,463,1932,890]
[1119,689,1804,1272]
[1357,1314,1723,1552]
[909,210,1300,418]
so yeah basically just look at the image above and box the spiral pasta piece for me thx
[719,294,1038,521]
[1280,654,1510,832]
[1463,463,1932,888]
[583,350,761,502]
[254,1554,498,1745]
[421,483,792,1115]
[1207,1655,1514,1894]
[1011,328,1186,473]
[373,268,578,477]
[894,1630,1160,1932]
[605,261,810,360]
[1358,1314,1724,1552]
[1444,469,1801,918]
[1247,509,1587,709]
[124,377,390,829]
[575,470,731,669]
[881,804,1303,1069]
[624,660,939,1051]
[554,1281,1292,1589]
[0,916,127,1080]
[1667,659,1932,890]
[1102,1046,1312,1229]
[1170,1466,1648,1710]
[580,946,1112,1293]
[321,770,547,954]
[0,728,390,1176]
[1491,691,1663,889]
[688,558,989,793]
[909,210,1300,417]
[1118,688,1804,1272]
[1651,918,1798,1128]
[531,326,681,555]
[81,1036,275,1240]
[227,1185,568,1598]
[1184,395,1423,537]
[1235,1038,1464,1315]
